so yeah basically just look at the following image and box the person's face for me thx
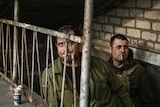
[56,30,81,64]
[110,38,129,62]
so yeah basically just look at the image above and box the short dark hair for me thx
[110,34,128,46]
[58,25,82,36]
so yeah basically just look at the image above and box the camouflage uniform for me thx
[106,51,156,107]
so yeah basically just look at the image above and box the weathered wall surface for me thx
[91,0,160,67]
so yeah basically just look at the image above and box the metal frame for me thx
[0,0,94,106]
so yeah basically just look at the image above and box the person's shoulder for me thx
[90,56,109,70]
[134,60,146,70]
[130,60,151,78]
[54,57,61,64]
[91,56,106,64]
[42,57,61,73]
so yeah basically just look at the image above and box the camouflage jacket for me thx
[106,52,156,107]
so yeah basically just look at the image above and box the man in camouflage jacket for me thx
[106,34,157,107]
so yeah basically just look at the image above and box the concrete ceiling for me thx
[0,0,125,30]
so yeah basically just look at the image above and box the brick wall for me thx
[91,0,160,66]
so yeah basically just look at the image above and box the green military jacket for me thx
[106,52,156,107]
[42,56,134,107]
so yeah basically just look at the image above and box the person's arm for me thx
[137,66,156,107]
[42,67,58,107]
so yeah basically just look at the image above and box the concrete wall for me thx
[91,0,160,67]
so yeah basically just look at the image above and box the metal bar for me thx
[1,24,7,75]
[12,0,19,81]
[72,54,77,107]
[21,28,24,84]
[16,39,21,84]
[60,39,67,107]
[14,0,19,22]
[80,0,94,106]
[23,28,31,92]
[35,33,43,104]
[8,25,13,79]
[44,36,50,107]
[49,35,58,107]
[12,24,17,81]
[31,31,36,101]
[0,18,82,43]
[5,24,9,76]
[69,41,77,107]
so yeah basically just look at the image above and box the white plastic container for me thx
[13,85,23,105]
